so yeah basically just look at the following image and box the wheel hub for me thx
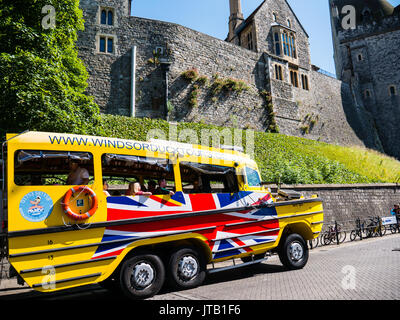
[132,262,154,288]
[178,256,198,279]
[289,242,304,261]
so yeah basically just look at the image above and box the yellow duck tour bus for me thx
[0,131,323,299]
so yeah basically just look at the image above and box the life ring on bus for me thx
[62,186,98,221]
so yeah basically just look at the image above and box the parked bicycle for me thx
[350,218,365,241]
[364,217,386,238]
[322,222,346,245]
[388,223,399,234]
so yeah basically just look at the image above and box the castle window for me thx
[290,70,299,88]
[100,8,114,26]
[272,26,297,60]
[247,32,254,50]
[275,65,283,81]
[389,85,397,96]
[98,35,115,54]
[108,11,113,26]
[287,19,291,28]
[358,54,363,61]
[101,10,107,25]
[273,13,277,22]
[99,37,106,52]
[274,33,281,56]
[282,31,296,59]
[364,90,371,98]
[301,74,309,90]
[107,38,114,53]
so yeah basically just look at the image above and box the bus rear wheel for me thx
[119,253,165,300]
[278,233,309,270]
[167,247,206,290]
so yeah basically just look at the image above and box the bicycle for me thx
[364,217,386,238]
[389,222,400,234]
[322,223,346,245]
[309,236,320,249]
[350,218,365,241]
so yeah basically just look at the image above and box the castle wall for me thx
[76,0,381,152]
[253,0,311,70]
[332,12,400,158]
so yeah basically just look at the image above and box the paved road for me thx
[1,233,400,301]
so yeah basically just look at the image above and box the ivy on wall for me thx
[180,68,279,133]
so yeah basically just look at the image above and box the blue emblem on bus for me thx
[19,191,53,222]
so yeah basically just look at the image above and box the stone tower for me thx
[329,0,400,158]
[228,0,244,43]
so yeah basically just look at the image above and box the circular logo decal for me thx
[19,191,53,222]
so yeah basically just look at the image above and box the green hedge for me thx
[98,114,400,184]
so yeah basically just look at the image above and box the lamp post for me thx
[159,57,172,121]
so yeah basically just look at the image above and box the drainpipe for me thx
[130,46,137,117]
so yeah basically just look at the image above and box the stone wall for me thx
[76,0,383,152]
[276,184,400,224]
[329,5,400,158]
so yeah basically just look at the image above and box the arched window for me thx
[101,10,107,25]
[108,10,113,25]
[100,8,114,26]
[275,65,283,81]
[273,12,277,22]
[281,31,296,58]
[287,19,291,28]
[99,37,106,52]
[272,27,297,60]
[98,36,115,54]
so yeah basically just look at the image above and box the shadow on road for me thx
[0,262,289,300]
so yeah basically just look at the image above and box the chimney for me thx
[228,0,244,42]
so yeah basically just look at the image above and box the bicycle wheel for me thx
[339,231,346,243]
[310,236,319,249]
[380,225,387,236]
[323,233,332,245]
[350,230,357,241]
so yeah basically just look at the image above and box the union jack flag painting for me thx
[91,191,279,260]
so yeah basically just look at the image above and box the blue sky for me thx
[132,0,400,74]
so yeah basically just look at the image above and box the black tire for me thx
[278,233,309,270]
[323,232,332,245]
[350,230,361,241]
[119,253,165,300]
[338,231,346,243]
[167,247,206,290]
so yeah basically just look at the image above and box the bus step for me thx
[207,257,268,274]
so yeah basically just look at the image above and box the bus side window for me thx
[179,161,238,194]
[101,154,175,196]
[14,150,94,186]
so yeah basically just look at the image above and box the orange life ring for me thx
[62,186,98,221]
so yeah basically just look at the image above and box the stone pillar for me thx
[228,0,244,42]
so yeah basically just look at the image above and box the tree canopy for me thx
[0,0,102,139]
